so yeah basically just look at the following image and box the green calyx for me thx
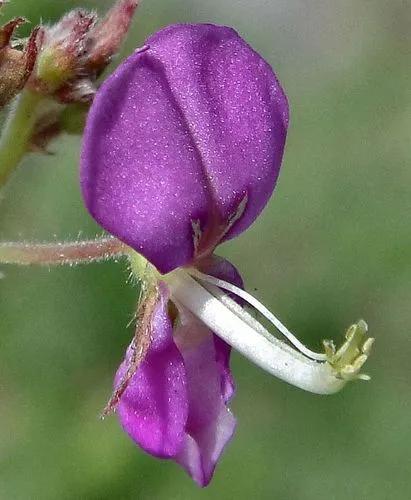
[127,249,159,287]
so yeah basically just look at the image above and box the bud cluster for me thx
[0,0,139,161]
[29,0,139,103]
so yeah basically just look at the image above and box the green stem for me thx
[0,90,43,187]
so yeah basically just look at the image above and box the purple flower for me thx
[81,23,290,486]
[0,15,373,487]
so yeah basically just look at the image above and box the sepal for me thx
[0,18,39,107]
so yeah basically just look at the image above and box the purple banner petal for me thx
[81,23,288,273]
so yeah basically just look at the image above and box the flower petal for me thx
[81,23,288,273]
[174,311,236,486]
[115,283,188,457]
[196,254,244,290]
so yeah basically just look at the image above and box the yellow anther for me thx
[324,320,374,381]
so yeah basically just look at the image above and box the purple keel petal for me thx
[81,23,289,273]
[115,284,188,458]
[196,254,244,290]
[174,311,236,486]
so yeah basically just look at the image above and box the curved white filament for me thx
[167,270,345,395]
[190,269,327,362]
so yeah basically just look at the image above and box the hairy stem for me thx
[0,237,127,266]
[0,90,43,187]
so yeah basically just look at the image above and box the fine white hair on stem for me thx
[190,269,327,361]
[0,237,127,266]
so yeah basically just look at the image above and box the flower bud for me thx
[29,0,139,103]
[85,0,140,75]
[0,17,38,107]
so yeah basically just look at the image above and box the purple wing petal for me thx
[81,23,288,273]
[115,284,188,458]
[174,311,236,486]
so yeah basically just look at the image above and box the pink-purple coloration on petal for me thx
[174,310,236,486]
[115,284,188,458]
[115,282,237,486]
[81,23,289,273]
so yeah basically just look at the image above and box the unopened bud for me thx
[0,18,39,107]
[29,0,139,103]
[33,10,96,94]
[85,0,140,75]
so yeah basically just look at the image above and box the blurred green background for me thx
[1,1,410,498]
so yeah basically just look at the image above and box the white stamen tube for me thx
[167,270,345,395]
